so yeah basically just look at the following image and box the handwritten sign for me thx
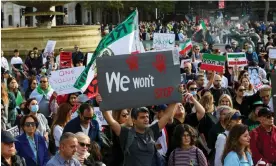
[97,50,182,110]
[7,126,20,137]
[94,107,108,128]
[153,33,175,50]
[60,52,72,69]
[43,40,56,56]
[49,66,85,95]
[269,48,276,59]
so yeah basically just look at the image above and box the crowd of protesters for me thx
[1,18,276,166]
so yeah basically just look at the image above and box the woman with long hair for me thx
[240,77,256,96]
[218,94,233,108]
[168,124,208,166]
[215,110,243,166]
[24,77,38,100]
[233,82,246,111]
[222,124,253,166]
[50,103,72,151]
[7,77,23,107]
[1,83,17,126]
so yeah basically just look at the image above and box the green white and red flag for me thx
[227,53,247,67]
[200,54,226,73]
[179,39,192,55]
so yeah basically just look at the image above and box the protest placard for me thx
[153,33,175,50]
[248,67,262,88]
[43,40,56,56]
[180,59,191,68]
[94,107,108,128]
[60,52,72,69]
[7,126,20,137]
[227,52,247,67]
[200,54,226,73]
[97,50,182,110]
[269,48,276,59]
[49,66,85,95]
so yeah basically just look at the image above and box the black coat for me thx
[1,155,26,166]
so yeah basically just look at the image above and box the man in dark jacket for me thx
[63,103,102,147]
[72,45,84,67]
[210,75,231,106]
[1,131,26,166]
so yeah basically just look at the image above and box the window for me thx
[8,15,13,26]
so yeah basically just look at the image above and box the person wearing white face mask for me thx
[22,98,50,142]
[245,44,259,64]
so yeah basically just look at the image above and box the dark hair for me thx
[186,80,196,90]
[28,50,34,57]
[233,81,242,91]
[24,98,37,115]
[131,107,149,120]
[79,103,93,115]
[20,114,38,131]
[173,124,197,148]
[33,47,38,50]
[60,132,77,144]
[67,93,79,105]
[238,70,248,81]
[14,49,19,53]
[89,141,102,161]
[28,76,37,89]
[222,124,251,164]
[6,77,17,90]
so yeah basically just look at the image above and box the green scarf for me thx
[37,84,52,95]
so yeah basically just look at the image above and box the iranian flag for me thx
[198,20,207,31]
[200,54,226,73]
[179,39,192,55]
[227,53,247,67]
[73,10,140,93]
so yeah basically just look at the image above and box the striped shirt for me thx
[168,146,208,166]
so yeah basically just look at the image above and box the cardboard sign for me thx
[43,40,56,56]
[94,107,108,128]
[49,66,85,95]
[227,53,247,67]
[248,67,262,88]
[97,50,182,110]
[269,48,276,59]
[60,52,72,69]
[7,126,20,137]
[200,54,225,73]
[153,33,175,50]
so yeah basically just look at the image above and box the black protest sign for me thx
[97,50,182,110]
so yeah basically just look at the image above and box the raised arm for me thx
[158,103,177,131]
[96,94,121,136]
[187,93,205,120]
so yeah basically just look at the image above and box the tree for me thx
[264,1,269,24]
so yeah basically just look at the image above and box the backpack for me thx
[122,127,165,166]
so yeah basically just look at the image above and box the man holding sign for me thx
[96,94,178,166]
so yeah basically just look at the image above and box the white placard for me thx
[43,40,56,56]
[94,107,108,127]
[248,67,262,88]
[49,66,85,95]
[7,126,20,137]
[269,48,276,59]
[153,33,175,50]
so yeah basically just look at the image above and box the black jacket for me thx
[1,155,26,166]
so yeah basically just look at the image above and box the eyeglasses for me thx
[78,142,90,148]
[24,122,36,127]
[239,89,246,92]
[83,116,93,121]
[40,81,47,83]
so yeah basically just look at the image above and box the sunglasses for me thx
[189,88,197,91]
[24,122,37,127]
[239,89,246,92]
[83,116,93,121]
[79,142,90,148]
[40,81,47,83]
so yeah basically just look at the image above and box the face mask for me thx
[191,91,197,96]
[248,48,253,53]
[41,68,47,73]
[31,105,39,113]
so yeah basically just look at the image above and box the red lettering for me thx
[154,87,174,99]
